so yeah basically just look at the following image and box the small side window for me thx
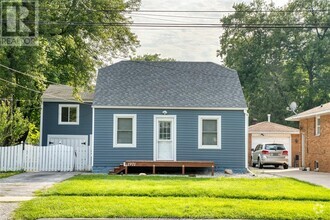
[58,104,79,125]
[198,115,221,149]
[113,114,137,148]
[315,116,321,136]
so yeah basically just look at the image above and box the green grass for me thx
[39,175,330,201]
[14,175,330,220]
[0,171,22,179]
[14,196,330,220]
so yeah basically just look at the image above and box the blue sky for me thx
[123,0,289,63]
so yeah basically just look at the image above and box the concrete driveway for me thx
[249,166,330,188]
[0,172,78,219]
[268,170,330,188]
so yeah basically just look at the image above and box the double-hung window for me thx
[58,104,79,125]
[315,116,321,136]
[198,115,221,149]
[113,114,137,148]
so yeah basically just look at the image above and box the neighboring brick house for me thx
[286,102,330,172]
[249,115,300,167]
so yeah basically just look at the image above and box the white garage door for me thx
[47,135,88,147]
[251,134,292,166]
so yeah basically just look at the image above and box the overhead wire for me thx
[0,66,93,105]
[33,8,330,13]
[0,63,61,86]
[7,20,329,28]
[130,13,222,20]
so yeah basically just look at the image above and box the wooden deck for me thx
[123,160,215,176]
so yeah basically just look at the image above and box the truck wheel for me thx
[283,164,289,169]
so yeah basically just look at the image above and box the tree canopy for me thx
[0,0,141,145]
[130,53,176,61]
[218,0,330,124]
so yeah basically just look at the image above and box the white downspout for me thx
[91,107,95,169]
[39,101,44,146]
[244,109,249,170]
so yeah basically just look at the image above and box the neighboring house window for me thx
[198,116,221,149]
[58,104,79,125]
[315,116,321,136]
[113,114,137,148]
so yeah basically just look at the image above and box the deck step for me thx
[110,164,126,175]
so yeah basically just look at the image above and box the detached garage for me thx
[248,116,300,167]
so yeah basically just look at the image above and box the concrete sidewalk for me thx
[0,172,79,219]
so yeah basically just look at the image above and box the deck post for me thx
[153,165,156,174]
[211,165,214,176]
[125,165,128,175]
[182,165,185,175]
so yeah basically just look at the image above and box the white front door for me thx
[154,116,176,161]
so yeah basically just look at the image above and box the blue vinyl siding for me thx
[41,102,93,146]
[94,109,246,172]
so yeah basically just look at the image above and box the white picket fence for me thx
[0,144,93,172]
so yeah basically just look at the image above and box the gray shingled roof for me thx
[94,61,247,108]
[42,85,94,102]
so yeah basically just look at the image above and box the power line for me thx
[131,13,221,20]
[0,76,91,105]
[131,14,182,23]
[7,21,329,28]
[34,8,330,13]
[0,63,61,86]
[0,77,44,95]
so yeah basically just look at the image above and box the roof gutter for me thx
[249,131,300,134]
[286,109,330,121]
[42,98,93,103]
[92,105,248,111]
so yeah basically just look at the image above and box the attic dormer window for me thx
[315,116,321,136]
[58,104,79,125]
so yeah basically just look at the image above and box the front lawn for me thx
[14,196,330,220]
[39,175,330,201]
[0,171,21,179]
[15,175,330,220]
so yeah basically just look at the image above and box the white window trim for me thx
[198,115,221,149]
[315,115,321,136]
[113,114,137,148]
[58,104,80,125]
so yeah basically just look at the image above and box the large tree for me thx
[0,0,141,145]
[218,0,330,124]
